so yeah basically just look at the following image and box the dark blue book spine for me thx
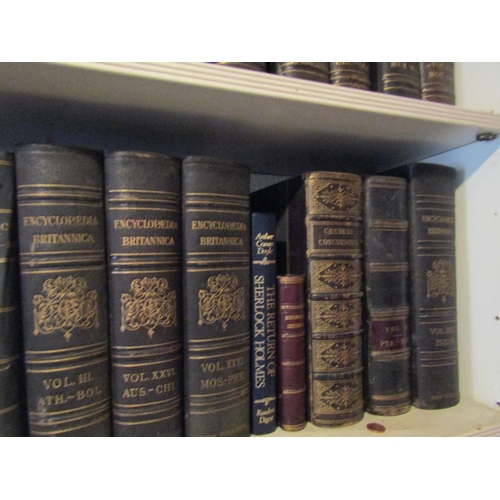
[251,212,277,435]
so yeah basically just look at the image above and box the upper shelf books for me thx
[210,62,456,104]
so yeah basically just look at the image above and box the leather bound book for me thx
[182,156,251,437]
[15,144,111,436]
[372,62,421,99]
[420,63,455,104]
[277,275,306,432]
[252,172,364,428]
[329,63,371,90]
[272,63,330,83]
[211,62,268,72]
[0,152,28,436]
[104,151,183,437]
[383,163,459,409]
[251,212,277,435]
[363,176,411,416]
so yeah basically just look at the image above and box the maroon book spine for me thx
[277,275,306,431]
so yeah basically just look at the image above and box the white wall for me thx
[456,62,500,114]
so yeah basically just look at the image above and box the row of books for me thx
[0,145,459,437]
[211,62,456,104]
[251,167,459,434]
[1,149,253,437]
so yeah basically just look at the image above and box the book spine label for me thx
[363,176,411,416]
[0,153,28,436]
[329,62,371,90]
[376,62,421,99]
[15,144,111,436]
[420,63,455,104]
[183,157,251,437]
[105,151,183,436]
[251,212,277,435]
[408,164,459,409]
[277,275,306,431]
[304,172,364,427]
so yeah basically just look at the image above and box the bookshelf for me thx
[1,62,499,437]
[1,62,500,175]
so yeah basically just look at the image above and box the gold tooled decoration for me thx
[313,261,361,293]
[313,300,361,333]
[426,259,456,303]
[198,274,245,331]
[33,276,98,341]
[314,379,362,412]
[311,180,360,214]
[120,277,177,338]
[314,338,361,372]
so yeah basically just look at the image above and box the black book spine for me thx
[373,62,421,99]
[420,63,455,104]
[15,144,111,436]
[104,151,183,436]
[272,63,330,83]
[385,162,459,409]
[0,152,28,436]
[363,176,411,416]
[182,156,251,437]
[329,63,371,90]
[251,212,277,435]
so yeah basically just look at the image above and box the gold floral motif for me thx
[314,339,360,371]
[313,300,361,333]
[314,380,362,412]
[313,261,361,292]
[426,259,456,303]
[198,274,245,331]
[120,277,177,338]
[33,276,98,341]
[311,180,360,214]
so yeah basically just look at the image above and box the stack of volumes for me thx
[0,141,459,437]
[210,62,456,104]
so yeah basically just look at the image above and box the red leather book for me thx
[277,275,307,431]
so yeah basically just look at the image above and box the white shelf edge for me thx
[1,61,499,174]
[74,62,500,131]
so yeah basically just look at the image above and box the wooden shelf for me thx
[259,400,500,437]
[1,62,500,176]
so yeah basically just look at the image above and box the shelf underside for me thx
[1,62,500,176]
[261,399,500,437]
